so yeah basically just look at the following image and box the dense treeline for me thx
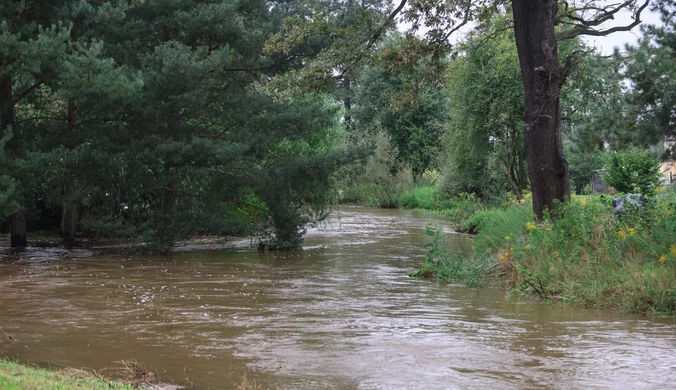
[2,0,674,251]
[1,0,367,250]
[343,1,673,208]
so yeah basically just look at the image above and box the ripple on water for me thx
[0,208,675,389]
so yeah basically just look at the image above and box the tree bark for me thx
[10,199,27,248]
[1,74,28,247]
[511,0,570,218]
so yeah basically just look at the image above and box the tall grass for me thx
[413,187,676,316]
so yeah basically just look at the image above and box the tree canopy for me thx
[269,0,653,218]
[1,0,354,249]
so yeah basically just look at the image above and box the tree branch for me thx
[437,5,473,44]
[12,81,43,104]
[557,0,650,41]
[365,0,408,51]
[148,186,269,213]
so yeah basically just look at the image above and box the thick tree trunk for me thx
[1,74,28,247]
[511,0,570,218]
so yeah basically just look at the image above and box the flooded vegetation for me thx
[1,208,675,389]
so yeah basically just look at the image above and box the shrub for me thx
[604,149,662,195]
[435,192,485,229]
[354,130,412,208]
[567,147,604,194]
[399,186,439,210]
[412,188,676,316]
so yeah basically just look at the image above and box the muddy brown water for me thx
[1,207,675,389]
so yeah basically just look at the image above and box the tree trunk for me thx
[10,199,27,248]
[1,74,28,247]
[511,0,570,218]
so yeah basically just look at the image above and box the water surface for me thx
[0,207,674,389]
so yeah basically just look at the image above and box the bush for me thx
[411,188,676,316]
[434,192,485,229]
[350,130,412,208]
[399,186,436,209]
[567,147,604,194]
[604,149,662,195]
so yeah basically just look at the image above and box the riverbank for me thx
[408,186,676,316]
[0,357,270,390]
[0,235,251,256]
[0,359,134,389]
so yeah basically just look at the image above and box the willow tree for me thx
[269,0,651,218]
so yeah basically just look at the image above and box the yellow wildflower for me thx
[519,198,525,204]
[579,198,588,206]
[525,244,531,250]
[658,254,667,264]
[670,245,676,257]
[628,228,636,237]
[616,231,626,240]
[526,222,537,231]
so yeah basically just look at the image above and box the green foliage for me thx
[576,1,676,149]
[0,135,18,219]
[0,359,134,390]
[434,192,486,230]
[399,186,438,210]
[566,146,605,194]
[462,201,533,250]
[413,189,676,315]
[409,222,492,287]
[1,0,354,250]
[348,130,412,208]
[442,18,526,199]
[618,1,676,146]
[604,149,663,195]
[350,33,446,179]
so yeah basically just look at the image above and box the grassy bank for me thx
[0,359,134,390]
[410,187,676,316]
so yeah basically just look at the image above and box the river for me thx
[0,207,675,389]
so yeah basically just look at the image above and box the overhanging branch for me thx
[556,0,650,41]
[365,0,408,50]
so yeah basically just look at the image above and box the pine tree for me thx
[1,0,73,247]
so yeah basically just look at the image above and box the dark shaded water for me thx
[1,207,675,389]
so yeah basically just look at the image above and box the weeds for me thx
[112,359,156,384]
[411,186,676,316]
[235,372,265,390]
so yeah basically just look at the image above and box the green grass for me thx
[399,186,439,209]
[0,359,134,390]
[412,187,676,316]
